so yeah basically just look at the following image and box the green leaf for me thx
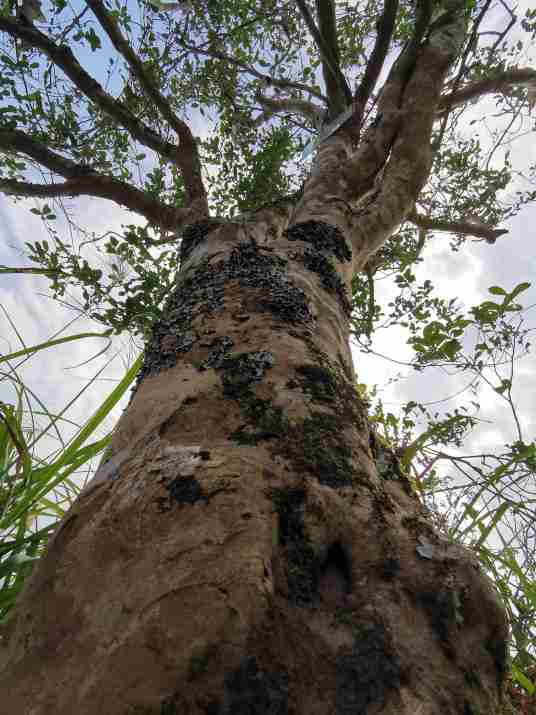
[509,281,531,300]
[86,28,102,52]
[441,339,462,359]
[494,379,511,395]
[488,285,506,295]
[511,664,535,694]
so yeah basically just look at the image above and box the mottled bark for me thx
[0,3,509,714]
[0,209,508,715]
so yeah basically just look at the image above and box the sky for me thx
[0,0,535,511]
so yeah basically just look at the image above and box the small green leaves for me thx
[86,28,102,52]
[493,378,511,395]
[28,204,57,221]
[472,282,532,325]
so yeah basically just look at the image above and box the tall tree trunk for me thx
[0,6,509,712]
[0,207,508,714]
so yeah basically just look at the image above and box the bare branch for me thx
[84,0,206,208]
[438,67,536,112]
[296,0,351,115]
[0,15,207,213]
[315,0,352,114]
[0,129,203,231]
[0,176,202,232]
[0,128,84,178]
[408,210,509,243]
[354,0,398,120]
[254,91,324,127]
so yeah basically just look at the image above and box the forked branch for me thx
[84,0,206,208]
[0,15,207,214]
[296,0,352,115]
[0,129,203,231]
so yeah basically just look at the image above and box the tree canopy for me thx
[0,0,535,698]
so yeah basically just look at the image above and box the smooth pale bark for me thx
[0,5,509,714]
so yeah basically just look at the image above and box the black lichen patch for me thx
[280,412,358,489]
[290,362,365,427]
[199,336,235,370]
[271,488,318,605]
[335,620,402,714]
[291,249,352,316]
[302,341,367,427]
[230,241,314,327]
[230,396,286,444]
[230,390,360,489]
[156,475,208,512]
[284,221,352,263]
[226,366,361,488]
[180,219,223,264]
[418,581,461,657]
[223,656,290,715]
[136,239,314,387]
[219,351,275,398]
[290,364,338,402]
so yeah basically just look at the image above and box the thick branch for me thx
[315,0,352,114]
[254,91,324,127]
[350,1,469,267]
[342,0,431,147]
[408,210,508,242]
[0,176,200,232]
[296,0,352,115]
[84,0,206,208]
[353,0,398,120]
[0,15,207,211]
[438,67,536,112]
[0,130,202,231]
[0,128,84,178]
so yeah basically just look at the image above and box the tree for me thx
[0,0,535,712]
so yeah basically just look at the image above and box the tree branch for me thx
[315,0,352,114]
[350,0,468,266]
[0,15,207,213]
[0,128,84,178]
[177,38,326,102]
[0,177,201,232]
[408,210,508,243]
[254,91,325,127]
[438,67,536,112]
[0,129,203,231]
[353,0,398,121]
[84,0,206,209]
[296,0,352,115]
[342,0,430,146]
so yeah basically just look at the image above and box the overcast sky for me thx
[0,0,535,500]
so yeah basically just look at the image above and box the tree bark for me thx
[0,2,510,711]
[0,206,508,714]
